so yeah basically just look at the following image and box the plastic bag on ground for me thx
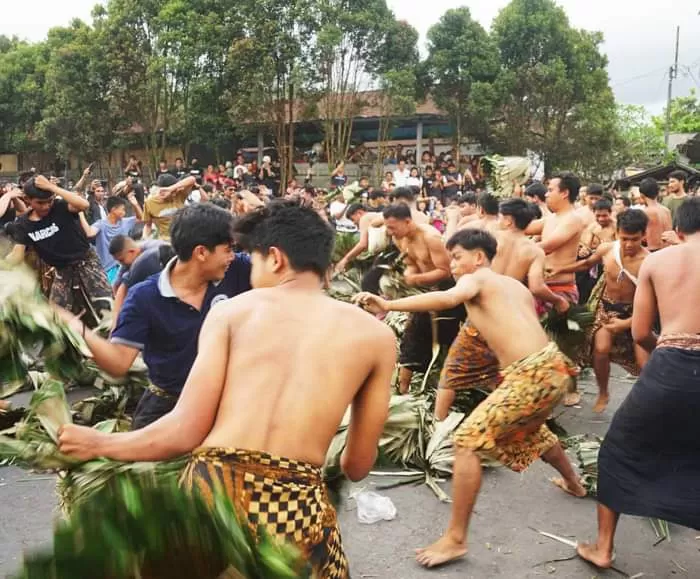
[355,490,397,524]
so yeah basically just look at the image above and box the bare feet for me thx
[576,542,614,568]
[593,395,609,413]
[563,391,581,406]
[415,535,468,568]
[550,477,587,498]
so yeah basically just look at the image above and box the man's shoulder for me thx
[126,274,161,301]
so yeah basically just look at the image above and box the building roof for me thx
[615,161,700,187]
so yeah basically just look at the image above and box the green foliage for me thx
[653,88,700,134]
[613,104,667,168]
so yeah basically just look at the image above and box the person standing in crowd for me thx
[57,203,252,429]
[406,167,423,189]
[83,194,144,285]
[638,178,672,252]
[188,158,203,185]
[577,197,700,568]
[86,180,108,224]
[154,160,172,181]
[173,158,188,180]
[613,195,631,216]
[393,158,411,188]
[442,160,463,201]
[463,193,500,235]
[577,183,603,227]
[143,174,196,241]
[6,175,112,326]
[524,182,550,217]
[381,171,395,193]
[233,154,248,179]
[330,160,348,190]
[124,155,142,183]
[0,184,26,232]
[661,170,688,221]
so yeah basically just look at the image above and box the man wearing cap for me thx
[143,174,196,241]
[57,203,253,429]
[6,175,113,326]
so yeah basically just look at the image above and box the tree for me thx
[612,105,666,169]
[491,0,617,174]
[653,89,700,135]
[424,7,500,152]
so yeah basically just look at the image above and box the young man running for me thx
[355,229,586,568]
[59,200,396,578]
[578,197,700,567]
[551,209,650,413]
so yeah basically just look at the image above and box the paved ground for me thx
[2,368,699,578]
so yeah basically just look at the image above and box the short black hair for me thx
[616,196,631,208]
[477,193,499,216]
[209,197,232,211]
[157,173,178,188]
[593,198,613,212]
[383,203,412,220]
[346,203,365,220]
[528,201,542,219]
[674,197,700,234]
[202,183,214,194]
[359,175,370,182]
[587,183,604,197]
[175,157,183,163]
[108,234,131,256]
[525,182,547,202]
[639,178,659,200]
[170,203,235,261]
[393,187,415,203]
[233,199,334,277]
[106,196,127,212]
[22,177,51,199]
[669,170,687,185]
[446,229,497,261]
[616,209,648,234]
[552,172,580,203]
[369,190,385,201]
[460,192,477,206]
[499,197,535,230]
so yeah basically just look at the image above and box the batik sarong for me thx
[453,342,576,472]
[182,448,349,579]
[439,323,501,392]
[581,292,639,375]
[24,247,55,298]
[50,248,112,327]
[535,281,579,318]
[598,334,700,530]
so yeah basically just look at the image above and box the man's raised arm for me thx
[34,175,89,213]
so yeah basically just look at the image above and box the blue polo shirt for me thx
[110,254,252,395]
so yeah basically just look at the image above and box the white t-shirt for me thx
[234,164,248,176]
[406,176,423,188]
[393,168,411,188]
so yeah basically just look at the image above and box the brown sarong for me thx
[49,248,112,327]
[454,342,575,472]
[439,323,501,392]
[182,448,349,579]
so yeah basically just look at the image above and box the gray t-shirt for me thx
[93,217,137,271]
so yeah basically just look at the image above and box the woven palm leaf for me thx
[13,477,309,579]
[540,305,595,361]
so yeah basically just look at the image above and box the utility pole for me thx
[664,26,680,152]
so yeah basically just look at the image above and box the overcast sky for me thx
[2,0,699,114]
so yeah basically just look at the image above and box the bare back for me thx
[203,288,394,466]
[461,269,550,366]
[492,231,539,283]
[646,244,700,334]
[643,204,672,251]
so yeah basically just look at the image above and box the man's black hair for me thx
[209,197,232,211]
[525,182,547,202]
[393,187,415,203]
[107,196,127,213]
[528,201,543,219]
[552,172,580,203]
[477,192,499,216]
[109,234,131,256]
[593,198,613,212]
[616,209,648,234]
[460,192,477,205]
[233,199,334,277]
[499,197,535,230]
[157,173,178,188]
[639,177,659,200]
[617,196,631,208]
[446,229,497,261]
[202,183,214,194]
[359,175,370,182]
[383,203,412,220]
[669,170,688,186]
[674,197,700,234]
[175,157,183,163]
[170,203,235,261]
[369,190,385,201]
[129,222,144,240]
[346,203,366,220]
[587,183,604,197]
[22,177,52,200]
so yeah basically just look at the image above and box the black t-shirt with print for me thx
[14,199,89,268]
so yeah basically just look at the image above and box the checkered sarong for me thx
[181,448,349,579]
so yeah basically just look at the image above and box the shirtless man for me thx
[575,198,617,304]
[383,203,464,393]
[552,209,650,413]
[335,203,371,273]
[524,182,550,218]
[576,183,603,228]
[526,173,586,404]
[435,199,570,420]
[462,193,500,235]
[58,200,396,577]
[638,178,672,252]
[354,229,586,569]
[578,197,700,568]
